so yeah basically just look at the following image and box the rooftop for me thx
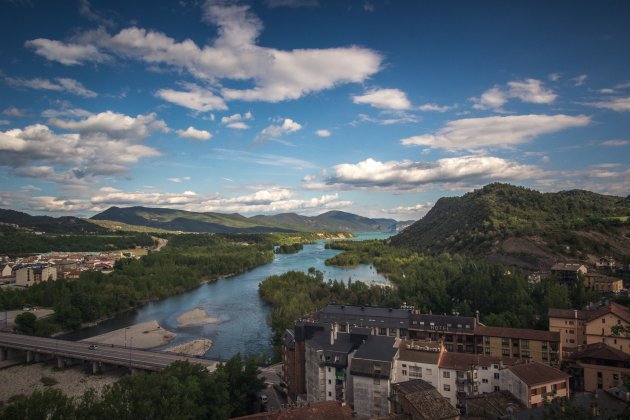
[571,342,630,363]
[475,325,559,342]
[439,352,519,370]
[410,313,477,333]
[507,361,569,386]
[587,302,630,324]
[393,379,460,420]
[548,308,589,320]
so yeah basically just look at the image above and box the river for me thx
[65,232,393,360]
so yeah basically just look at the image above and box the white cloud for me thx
[5,76,97,97]
[472,86,507,110]
[177,126,212,141]
[2,107,28,117]
[168,176,191,183]
[0,112,164,182]
[352,88,411,110]
[548,72,562,81]
[41,107,93,118]
[572,74,588,86]
[354,113,418,125]
[259,118,302,139]
[417,103,452,112]
[156,84,227,111]
[315,129,331,137]
[381,202,433,217]
[25,38,110,65]
[212,148,316,170]
[506,79,557,104]
[588,97,630,112]
[472,79,556,110]
[220,111,252,129]
[27,2,381,103]
[601,139,630,147]
[320,156,543,190]
[401,114,590,151]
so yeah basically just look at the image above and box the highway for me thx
[0,332,218,372]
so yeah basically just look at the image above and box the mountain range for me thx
[392,183,630,268]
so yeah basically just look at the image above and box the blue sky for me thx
[0,0,629,220]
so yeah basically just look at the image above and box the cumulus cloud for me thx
[319,156,543,190]
[5,76,97,97]
[177,126,212,141]
[156,84,227,111]
[472,79,556,110]
[0,111,165,183]
[381,202,433,217]
[417,103,452,112]
[587,97,630,112]
[258,118,302,141]
[315,129,331,137]
[27,2,381,103]
[25,38,110,65]
[401,114,590,151]
[220,111,252,129]
[352,88,412,110]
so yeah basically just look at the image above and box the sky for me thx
[0,0,629,220]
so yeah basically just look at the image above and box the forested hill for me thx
[391,183,630,267]
[91,207,400,233]
[0,208,106,234]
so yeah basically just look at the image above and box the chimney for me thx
[330,324,335,345]
[475,310,480,323]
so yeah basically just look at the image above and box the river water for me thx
[65,232,392,360]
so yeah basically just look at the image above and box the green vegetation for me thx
[274,243,304,254]
[1,357,265,420]
[0,208,105,234]
[392,183,630,265]
[0,231,155,255]
[0,233,276,332]
[259,270,399,351]
[91,206,396,233]
[323,240,598,329]
[88,219,178,234]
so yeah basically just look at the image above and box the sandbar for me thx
[176,307,220,327]
[162,339,213,357]
[83,320,176,349]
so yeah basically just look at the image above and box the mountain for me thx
[91,207,399,233]
[0,208,106,234]
[391,183,630,268]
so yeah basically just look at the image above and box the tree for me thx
[14,311,37,334]
[1,388,75,420]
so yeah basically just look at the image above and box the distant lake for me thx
[65,232,393,360]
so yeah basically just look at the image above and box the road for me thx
[0,331,218,372]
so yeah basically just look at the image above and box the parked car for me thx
[88,344,98,350]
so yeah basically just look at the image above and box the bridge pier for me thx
[26,350,33,363]
[91,361,101,374]
[57,357,65,369]
[0,347,6,361]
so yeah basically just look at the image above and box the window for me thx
[328,392,332,397]
[379,327,387,335]
[373,377,380,385]
[494,373,500,379]
[328,367,331,372]
[443,371,450,378]
[328,379,331,384]
[402,370,407,375]
[373,390,381,398]
[389,328,397,337]
[481,366,488,370]
[482,379,488,383]
[409,366,422,378]
[494,386,500,392]
[443,384,450,392]
[602,318,606,324]
[426,368,432,375]
[502,349,510,356]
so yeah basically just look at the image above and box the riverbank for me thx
[82,320,176,349]
[0,363,122,403]
[162,339,213,357]
[176,308,220,327]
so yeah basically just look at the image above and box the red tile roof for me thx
[439,352,519,370]
[588,302,630,324]
[231,401,353,420]
[548,308,589,320]
[475,325,560,342]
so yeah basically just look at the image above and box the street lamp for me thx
[125,327,129,348]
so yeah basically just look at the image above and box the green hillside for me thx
[0,208,106,234]
[391,183,630,267]
[91,207,399,233]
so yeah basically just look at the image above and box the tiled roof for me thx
[393,379,460,420]
[507,361,569,386]
[475,325,560,342]
[571,342,630,363]
[548,308,589,320]
[550,262,586,272]
[398,340,442,365]
[231,401,353,420]
[439,352,519,370]
[587,302,630,324]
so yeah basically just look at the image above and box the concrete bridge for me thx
[0,331,219,373]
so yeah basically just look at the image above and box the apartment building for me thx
[408,313,478,353]
[548,308,589,354]
[394,339,444,388]
[15,264,57,286]
[499,361,570,408]
[474,325,561,365]
[571,342,630,392]
[317,304,410,338]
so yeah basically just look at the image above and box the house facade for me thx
[499,361,570,408]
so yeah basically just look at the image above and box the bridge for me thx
[0,331,219,373]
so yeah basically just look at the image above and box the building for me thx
[15,265,57,287]
[0,263,13,278]
[474,325,561,365]
[317,304,410,338]
[394,339,444,388]
[570,342,630,392]
[595,256,616,270]
[348,335,398,418]
[550,262,588,285]
[584,273,623,293]
[304,329,357,404]
[390,379,460,420]
[408,313,478,353]
[463,391,525,419]
[283,322,326,401]
[231,400,353,420]
[584,302,630,354]
[500,361,570,408]
[548,308,589,354]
